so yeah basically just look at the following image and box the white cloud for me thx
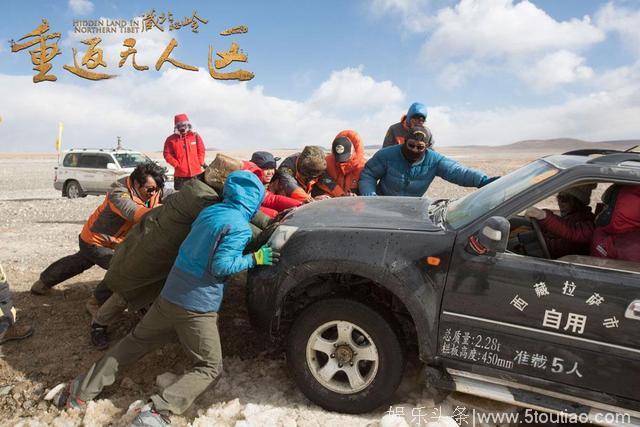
[367,0,605,89]
[2,56,639,155]
[423,0,604,60]
[368,0,434,31]
[596,2,640,57]
[0,67,405,153]
[68,0,94,15]
[430,75,640,146]
[307,66,404,114]
[521,50,593,89]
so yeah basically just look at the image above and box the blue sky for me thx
[1,0,639,151]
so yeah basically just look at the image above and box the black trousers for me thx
[40,235,114,291]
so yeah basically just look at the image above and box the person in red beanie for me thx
[163,113,206,190]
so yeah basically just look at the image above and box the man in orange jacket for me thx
[269,146,346,203]
[326,130,366,195]
[31,162,170,296]
[163,113,206,190]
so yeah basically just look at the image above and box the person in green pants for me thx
[52,171,279,427]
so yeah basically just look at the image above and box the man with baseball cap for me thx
[163,113,206,190]
[360,125,498,197]
[326,130,366,195]
[250,151,280,185]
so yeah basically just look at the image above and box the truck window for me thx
[446,160,560,228]
[77,154,111,169]
[114,152,152,168]
[93,154,111,169]
[63,153,79,167]
[77,154,95,168]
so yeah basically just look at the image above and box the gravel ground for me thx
[0,149,541,426]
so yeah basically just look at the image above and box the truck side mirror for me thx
[106,162,118,170]
[466,216,510,256]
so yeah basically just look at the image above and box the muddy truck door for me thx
[438,230,640,405]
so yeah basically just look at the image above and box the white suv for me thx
[54,149,174,198]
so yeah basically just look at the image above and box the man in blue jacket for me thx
[52,171,278,426]
[360,126,498,197]
[382,102,429,147]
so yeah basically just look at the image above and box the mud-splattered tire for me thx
[287,298,405,413]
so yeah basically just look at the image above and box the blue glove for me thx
[479,176,500,188]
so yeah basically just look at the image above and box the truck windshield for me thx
[114,153,152,168]
[446,160,559,228]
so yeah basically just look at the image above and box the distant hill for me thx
[462,138,640,153]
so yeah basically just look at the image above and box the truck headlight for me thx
[267,225,299,251]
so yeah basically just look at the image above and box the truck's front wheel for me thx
[287,298,405,413]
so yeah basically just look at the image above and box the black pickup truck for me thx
[247,148,640,422]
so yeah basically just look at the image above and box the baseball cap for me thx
[332,136,353,163]
[409,125,433,145]
[250,151,280,169]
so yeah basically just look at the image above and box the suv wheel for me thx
[65,180,83,199]
[287,298,405,413]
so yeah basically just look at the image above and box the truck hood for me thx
[282,196,442,232]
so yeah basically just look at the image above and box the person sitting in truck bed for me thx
[525,184,640,262]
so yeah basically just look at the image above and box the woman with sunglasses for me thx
[31,162,170,300]
[360,125,498,197]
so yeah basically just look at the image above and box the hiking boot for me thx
[0,321,34,344]
[90,323,109,350]
[85,296,101,317]
[131,404,171,427]
[30,279,52,296]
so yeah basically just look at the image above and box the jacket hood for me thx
[330,130,365,175]
[243,160,265,183]
[406,102,427,120]
[223,170,265,220]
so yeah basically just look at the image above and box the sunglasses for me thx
[406,141,427,151]
[556,194,572,203]
[144,186,158,194]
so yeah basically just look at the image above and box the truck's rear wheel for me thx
[287,298,404,413]
[65,180,83,199]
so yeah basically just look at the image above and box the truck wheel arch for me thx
[273,259,439,361]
